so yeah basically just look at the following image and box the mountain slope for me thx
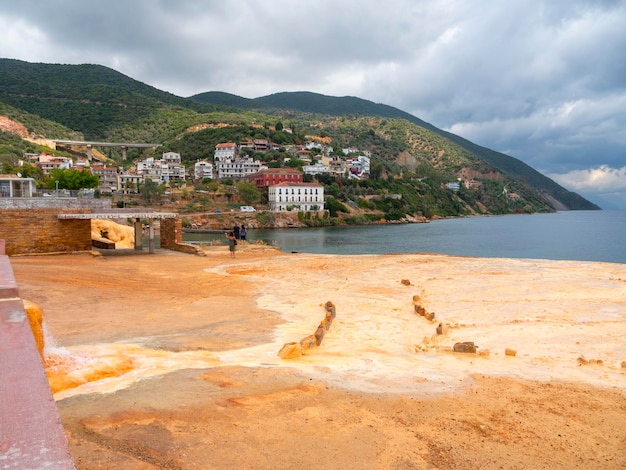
[0,58,219,140]
[190,91,599,210]
[0,59,599,211]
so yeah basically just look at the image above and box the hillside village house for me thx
[214,142,266,180]
[161,152,186,181]
[0,175,37,197]
[268,182,325,212]
[136,157,163,183]
[35,154,73,175]
[118,173,142,194]
[135,152,186,184]
[347,155,370,178]
[91,163,119,192]
[302,161,330,176]
[248,168,303,189]
[194,160,214,180]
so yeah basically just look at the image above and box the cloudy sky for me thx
[1,0,625,208]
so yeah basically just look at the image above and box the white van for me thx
[240,206,256,212]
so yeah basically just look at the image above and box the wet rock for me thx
[278,342,303,359]
[314,324,325,346]
[299,335,317,354]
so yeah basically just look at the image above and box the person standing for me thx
[225,231,237,258]
[240,224,247,242]
[233,223,240,240]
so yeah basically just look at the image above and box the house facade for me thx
[214,143,266,180]
[118,173,142,194]
[194,160,214,180]
[248,168,303,188]
[91,164,119,193]
[268,182,325,212]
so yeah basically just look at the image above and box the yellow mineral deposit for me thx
[23,299,45,362]
[90,219,135,249]
[44,347,135,394]
[277,342,303,360]
[278,302,337,359]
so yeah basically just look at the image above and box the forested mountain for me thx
[0,58,599,218]
[191,91,598,211]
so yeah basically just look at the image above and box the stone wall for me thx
[0,208,92,255]
[0,197,111,210]
[161,217,204,256]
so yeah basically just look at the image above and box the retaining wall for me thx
[0,208,92,255]
[161,217,204,255]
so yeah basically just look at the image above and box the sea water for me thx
[184,210,626,264]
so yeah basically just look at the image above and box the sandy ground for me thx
[10,244,626,470]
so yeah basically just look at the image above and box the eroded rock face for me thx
[91,220,135,249]
[0,116,29,137]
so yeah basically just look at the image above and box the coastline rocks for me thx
[278,301,337,359]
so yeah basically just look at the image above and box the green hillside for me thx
[191,91,599,210]
[0,59,600,219]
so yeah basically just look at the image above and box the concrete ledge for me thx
[0,255,19,299]
[0,257,74,469]
[92,237,116,249]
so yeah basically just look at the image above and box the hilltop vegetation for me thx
[0,58,599,224]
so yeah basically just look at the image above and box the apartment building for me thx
[268,182,325,212]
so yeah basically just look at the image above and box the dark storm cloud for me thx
[1,0,625,207]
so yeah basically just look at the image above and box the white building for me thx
[348,155,370,178]
[0,175,37,197]
[136,152,186,183]
[90,164,119,193]
[268,182,325,212]
[36,154,73,175]
[161,152,185,181]
[118,173,142,194]
[136,157,163,183]
[214,143,239,162]
[194,160,214,180]
[216,158,265,180]
[302,162,330,176]
[214,142,266,180]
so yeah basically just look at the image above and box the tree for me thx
[46,168,99,190]
[236,181,261,205]
[139,178,165,203]
[208,180,220,198]
[370,160,384,179]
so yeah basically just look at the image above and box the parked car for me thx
[239,206,256,212]
[214,209,222,213]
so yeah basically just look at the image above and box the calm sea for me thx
[183,210,626,264]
